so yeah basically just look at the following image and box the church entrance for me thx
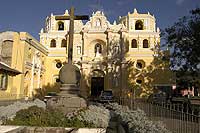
[91,77,104,96]
[90,69,105,97]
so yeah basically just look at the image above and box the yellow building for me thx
[0,31,48,100]
[0,9,172,100]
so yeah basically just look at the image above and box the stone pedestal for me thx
[47,84,87,114]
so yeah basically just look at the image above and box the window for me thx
[58,21,64,31]
[95,43,102,53]
[143,39,149,48]
[136,79,142,84]
[136,62,143,69]
[77,46,81,55]
[56,62,62,68]
[135,20,144,30]
[50,39,56,48]
[0,73,8,90]
[131,39,137,48]
[61,39,67,48]
[136,60,145,69]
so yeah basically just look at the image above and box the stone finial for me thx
[92,12,95,15]
[134,8,137,13]
[65,9,69,15]
[128,12,130,15]
[40,28,44,33]
[113,21,116,25]
[157,27,160,32]
[102,11,104,15]
[148,12,150,15]
[96,11,101,14]
[119,16,121,19]
[51,13,53,16]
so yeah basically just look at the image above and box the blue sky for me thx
[0,0,199,40]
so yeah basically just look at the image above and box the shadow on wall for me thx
[126,49,174,98]
[34,83,61,100]
[80,73,91,98]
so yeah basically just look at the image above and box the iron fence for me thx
[118,98,200,133]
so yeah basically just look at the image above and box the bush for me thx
[0,99,46,124]
[77,105,111,128]
[106,103,171,133]
[4,106,94,128]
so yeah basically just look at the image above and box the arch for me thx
[50,39,56,48]
[94,43,102,53]
[91,69,105,77]
[61,39,67,47]
[135,20,144,30]
[143,39,149,48]
[57,21,64,31]
[131,39,137,48]
[89,39,106,56]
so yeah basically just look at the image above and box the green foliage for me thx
[164,7,200,87]
[5,106,94,128]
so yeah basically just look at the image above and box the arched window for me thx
[58,21,64,31]
[131,39,137,48]
[143,39,149,48]
[135,20,144,30]
[50,39,56,48]
[61,39,67,47]
[95,43,102,53]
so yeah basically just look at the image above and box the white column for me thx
[30,56,35,97]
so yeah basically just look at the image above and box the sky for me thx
[0,0,199,40]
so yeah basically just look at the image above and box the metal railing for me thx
[118,98,200,133]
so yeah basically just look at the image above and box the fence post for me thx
[198,113,200,133]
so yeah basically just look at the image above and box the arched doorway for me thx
[91,69,105,97]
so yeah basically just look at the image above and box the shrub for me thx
[106,103,171,133]
[77,105,111,128]
[4,106,94,128]
[0,99,46,124]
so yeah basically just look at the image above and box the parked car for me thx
[44,92,58,103]
[98,90,114,103]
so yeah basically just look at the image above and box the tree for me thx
[164,8,200,89]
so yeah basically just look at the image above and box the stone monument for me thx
[47,7,89,114]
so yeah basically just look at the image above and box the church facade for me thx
[0,9,172,100]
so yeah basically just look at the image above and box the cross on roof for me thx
[55,7,89,64]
